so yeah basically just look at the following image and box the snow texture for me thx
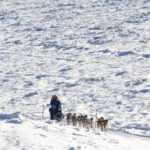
[0,0,150,149]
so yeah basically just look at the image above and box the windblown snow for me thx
[0,0,150,150]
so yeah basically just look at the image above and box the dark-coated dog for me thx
[72,113,77,126]
[88,117,94,128]
[82,115,88,128]
[97,117,108,131]
[77,115,84,127]
[66,113,72,125]
[103,119,108,131]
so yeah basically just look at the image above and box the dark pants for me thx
[49,108,57,120]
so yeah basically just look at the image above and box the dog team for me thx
[48,95,108,131]
[66,113,108,131]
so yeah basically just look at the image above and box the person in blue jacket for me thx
[49,95,62,120]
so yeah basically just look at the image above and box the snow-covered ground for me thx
[0,0,150,149]
[0,112,150,150]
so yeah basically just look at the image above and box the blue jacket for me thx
[50,100,61,110]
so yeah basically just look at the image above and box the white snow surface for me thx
[0,0,150,149]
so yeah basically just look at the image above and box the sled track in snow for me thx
[109,129,150,139]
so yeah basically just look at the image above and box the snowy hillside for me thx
[0,113,150,150]
[0,0,150,149]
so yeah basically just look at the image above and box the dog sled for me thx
[54,111,64,121]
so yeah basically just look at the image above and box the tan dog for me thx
[93,113,99,128]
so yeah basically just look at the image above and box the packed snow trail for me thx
[0,112,150,150]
